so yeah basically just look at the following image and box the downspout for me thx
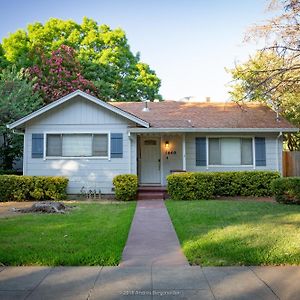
[276,131,283,174]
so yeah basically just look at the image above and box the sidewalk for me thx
[120,200,188,267]
[0,265,300,299]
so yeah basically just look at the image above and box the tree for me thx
[0,67,42,169]
[228,0,300,150]
[28,45,98,103]
[0,45,9,71]
[1,17,161,101]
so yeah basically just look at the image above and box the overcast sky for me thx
[0,0,273,101]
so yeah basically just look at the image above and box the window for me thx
[144,140,157,146]
[46,133,108,157]
[208,137,253,165]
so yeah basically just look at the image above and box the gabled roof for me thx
[7,90,150,129]
[111,101,298,132]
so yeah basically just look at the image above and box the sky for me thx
[0,0,274,101]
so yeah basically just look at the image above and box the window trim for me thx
[43,131,111,160]
[207,136,255,168]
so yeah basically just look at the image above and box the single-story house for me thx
[8,90,298,194]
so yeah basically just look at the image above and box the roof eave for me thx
[128,127,299,133]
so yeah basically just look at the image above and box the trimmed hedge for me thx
[0,175,68,202]
[271,177,300,204]
[113,174,138,201]
[167,171,280,200]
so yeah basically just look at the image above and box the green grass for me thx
[0,202,136,266]
[166,200,300,266]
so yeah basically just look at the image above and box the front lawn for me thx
[0,202,136,266]
[166,200,300,266]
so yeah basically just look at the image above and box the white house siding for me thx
[24,95,137,194]
[185,132,283,174]
[130,134,137,175]
[161,135,183,185]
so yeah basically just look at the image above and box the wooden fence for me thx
[282,151,300,177]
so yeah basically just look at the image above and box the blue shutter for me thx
[196,137,206,166]
[255,137,266,166]
[32,134,44,158]
[111,133,123,158]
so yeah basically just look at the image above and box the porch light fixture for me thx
[165,141,169,149]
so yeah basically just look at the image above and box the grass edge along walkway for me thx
[166,200,300,266]
[0,202,136,266]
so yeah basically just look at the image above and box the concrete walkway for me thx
[120,200,188,267]
[0,265,300,299]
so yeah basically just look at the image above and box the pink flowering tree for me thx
[28,45,99,103]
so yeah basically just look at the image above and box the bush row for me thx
[271,177,300,204]
[113,174,138,201]
[167,171,280,200]
[0,175,69,202]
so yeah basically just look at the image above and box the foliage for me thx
[0,170,22,175]
[0,44,9,71]
[228,0,300,150]
[0,175,68,201]
[166,200,300,266]
[0,202,136,266]
[167,171,280,200]
[28,45,98,103]
[167,172,215,201]
[113,174,138,201]
[271,177,300,204]
[0,67,42,169]
[1,17,161,101]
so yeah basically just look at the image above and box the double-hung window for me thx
[208,137,253,166]
[46,133,108,158]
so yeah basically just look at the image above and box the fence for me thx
[282,151,300,177]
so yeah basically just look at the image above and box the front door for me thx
[140,138,161,184]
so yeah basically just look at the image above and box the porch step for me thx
[137,186,167,201]
[137,192,164,200]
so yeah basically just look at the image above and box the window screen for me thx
[209,138,221,165]
[46,134,62,156]
[241,138,253,165]
[93,134,108,156]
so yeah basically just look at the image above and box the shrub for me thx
[0,175,68,202]
[167,171,280,200]
[113,174,138,201]
[167,172,215,200]
[271,177,300,204]
[167,173,196,201]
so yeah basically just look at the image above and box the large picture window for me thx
[46,133,108,158]
[208,137,253,166]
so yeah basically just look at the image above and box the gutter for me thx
[128,127,299,133]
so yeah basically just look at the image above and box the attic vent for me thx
[206,97,211,102]
[142,100,150,112]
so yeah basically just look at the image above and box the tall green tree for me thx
[228,0,300,150]
[1,17,161,101]
[0,67,42,169]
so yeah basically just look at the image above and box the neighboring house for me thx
[7,90,298,194]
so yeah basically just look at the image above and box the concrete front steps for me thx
[137,186,167,200]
